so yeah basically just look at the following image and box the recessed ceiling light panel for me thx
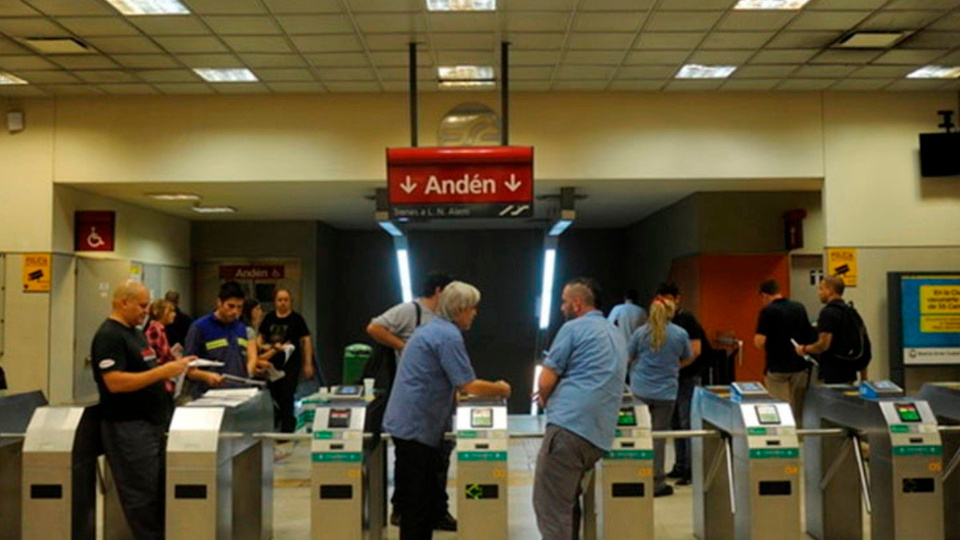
[438,65,495,81]
[907,66,960,79]
[427,0,496,11]
[835,32,908,49]
[438,81,497,89]
[105,0,190,15]
[19,37,91,54]
[734,0,810,9]
[676,64,737,79]
[147,193,201,201]
[193,68,258,82]
[192,205,237,214]
[0,72,28,85]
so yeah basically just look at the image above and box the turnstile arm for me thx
[724,438,737,515]
[852,434,872,514]
[942,446,960,482]
[818,437,854,491]
[0,432,25,438]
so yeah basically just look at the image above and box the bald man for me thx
[92,281,192,540]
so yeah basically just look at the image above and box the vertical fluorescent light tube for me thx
[396,249,413,303]
[539,249,557,330]
[530,364,544,416]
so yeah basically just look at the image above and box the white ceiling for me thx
[0,0,959,96]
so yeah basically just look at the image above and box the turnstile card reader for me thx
[0,391,46,540]
[804,381,944,540]
[693,384,801,540]
[917,382,960,540]
[600,397,654,540]
[456,397,508,540]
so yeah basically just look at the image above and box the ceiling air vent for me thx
[834,32,909,49]
[19,37,92,54]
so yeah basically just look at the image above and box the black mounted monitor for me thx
[919,132,960,177]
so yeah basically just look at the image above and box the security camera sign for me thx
[22,253,51,292]
[827,248,857,287]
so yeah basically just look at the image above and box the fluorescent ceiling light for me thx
[835,32,908,49]
[427,0,496,11]
[396,249,413,303]
[191,205,236,214]
[0,72,28,85]
[547,219,573,237]
[538,249,557,330]
[147,193,201,201]
[439,65,494,81]
[676,64,737,79]
[378,220,404,237]
[907,66,960,79]
[734,0,810,9]
[193,68,258,83]
[438,80,496,89]
[105,0,189,15]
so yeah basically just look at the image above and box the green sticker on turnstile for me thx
[604,450,654,460]
[312,452,362,462]
[458,431,479,439]
[891,425,910,433]
[749,448,799,459]
[458,451,507,461]
[892,445,942,456]
[313,431,335,439]
[747,428,767,436]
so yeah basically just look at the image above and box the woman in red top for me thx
[145,299,178,392]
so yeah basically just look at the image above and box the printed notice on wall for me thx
[22,253,51,292]
[826,248,857,287]
[902,275,960,365]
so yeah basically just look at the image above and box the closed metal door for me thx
[74,258,132,402]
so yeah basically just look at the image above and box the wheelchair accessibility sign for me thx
[75,211,115,252]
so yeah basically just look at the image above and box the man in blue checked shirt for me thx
[533,277,628,540]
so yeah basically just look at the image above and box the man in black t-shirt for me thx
[754,279,815,420]
[258,288,314,433]
[794,276,864,384]
[92,281,192,540]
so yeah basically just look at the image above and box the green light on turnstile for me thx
[892,445,942,456]
[749,448,799,459]
[891,425,911,433]
[313,431,335,439]
[747,427,768,436]
[604,450,654,460]
[464,483,499,500]
[466,484,482,500]
[312,452,362,462]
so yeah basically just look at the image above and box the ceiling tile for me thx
[0,18,70,37]
[84,37,163,54]
[767,31,841,48]
[317,66,376,81]
[787,11,870,31]
[177,54,243,67]
[183,0,267,15]
[510,81,552,90]
[375,66,434,80]
[205,16,281,35]
[849,65,914,78]
[379,81,409,91]
[885,0,960,9]
[261,0,342,14]
[429,13,497,32]
[292,34,362,52]
[323,81,382,92]
[508,50,562,65]
[749,49,818,63]
[0,55,59,70]
[27,0,113,16]
[0,36,30,54]
[276,14,354,34]
[809,49,882,63]
[0,2,40,16]
[0,85,48,96]
[267,81,326,92]
[937,50,960,63]
[112,55,180,68]
[900,31,960,49]
[874,48,949,64]
[624,50,688,64]
[254,68,317,81]
[665,79,725,90]
[305,52,370,67]
[634,32,703,50]
[700,31,774,49]
[573,12,646,32]
[929,13,960,30]
[504,0,576,10]
[608,79,665,90]
[49,55,118,69]
[74,70,139,83]
[239,53,307,67]
[659,0,736,9]
[155,36,227,54]
[369,51,434,66]
[152,83,214,94]
[830,78,890,90]
[213,82,271,93]
[808,0,886,8]
[885,79,948,91]
[563,50,623,65]
[130,16,210,36]
[716,11,797,31]
[37,84,103,94]
[354,13,425,33]
[791,64,857,77]
[347,0,420,13]
[138,69,202,82]
[363,34,428,51]
[615,65,675,79]
[578,0,656,12]
[557,65,615,79]
[731,65,796,77]
[687,50,754,64]
[505,12,571,32]
[507,33,566,49]
[10,69,78,82]
[98,83,158,94]
[647,11,724,32]
[554,80,607,90]
[511,66,555,80]
[776,78,835,90]
[435,50,493,65]
[858,11,940,31]
[720,79,781,90]
[58,17,139,37]
[222,36,292,53]
[431,33,495,50]
[568,32,635,50]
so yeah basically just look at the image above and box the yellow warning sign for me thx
[22,253,51,292]
[826,248,857,287]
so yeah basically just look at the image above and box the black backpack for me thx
[827,301,872,370]
[361,301,421,433]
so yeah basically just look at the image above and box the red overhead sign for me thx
[387,146,534,218]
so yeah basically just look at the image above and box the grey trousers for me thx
[639,398,675,490]
[533,424,604,540]
[101,419,166,540]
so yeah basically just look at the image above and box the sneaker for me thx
[654,484,674,497]
[666,467,687,479]
[675,476,692,486]
[389,512,401,527]
[434,511,458,531]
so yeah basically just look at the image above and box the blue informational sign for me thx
[901,275,960,365]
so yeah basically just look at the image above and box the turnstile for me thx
[804,380,944,540]
[21,403,101,540]
[917,382,960,540]
[0,391,46,540]
[692,382,801,540]
[456,397,508,540]
[166,388,274,540]
[310,385,384,540]
[599,396,654,540]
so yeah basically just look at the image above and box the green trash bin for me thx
[341,343,373,385]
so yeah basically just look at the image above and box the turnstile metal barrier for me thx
[0,391,46,540]
[692,382,801,540]
[166,388,274,540]
[310,385,384,540]
[456,397,509,540]
[804,380,944,540]
[917,382,960,540]
[598,396,654,540]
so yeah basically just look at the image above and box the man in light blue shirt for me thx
[608,289,647,346]
[533,277,628,540]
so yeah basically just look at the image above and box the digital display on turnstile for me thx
[755,405,781,425]
[617,406,637,426]
[328,408,352,429]
[471,408,493,428]
[336,385,361,396]
[895,402,922,422]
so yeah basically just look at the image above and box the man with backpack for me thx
[795,276,871,384]
[365,271,456,531]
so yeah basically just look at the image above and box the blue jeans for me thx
[671,375,701,476]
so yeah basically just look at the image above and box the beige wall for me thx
[0,99,55,252]
[1,254,50,394]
